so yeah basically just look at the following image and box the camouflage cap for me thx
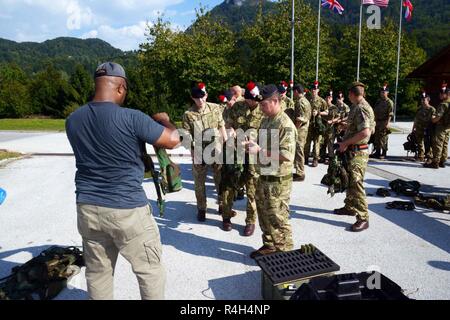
[348,81,366,91]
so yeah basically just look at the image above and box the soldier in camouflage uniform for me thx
[244,85,297,258]
[371,84,394,160]
[219,89,236,123]
[224,82,265,236]
[182,83,227,223]
[424,83,450,169]
[305,81,328,167]
[335,91,351,138]
[278,81,296,123]
[334,82,375,232]
[413,92,436,162]
[321,90,340,164]
[293,84,311,182]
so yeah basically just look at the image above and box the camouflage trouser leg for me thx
[375,124,389,151]
[212,164,223,206]
[255,178,294,251]
[221,187,236,219]
[306,129,321,160]
[294,128,308,176]
[323,130,335,158]
[441,130,450,164]
[432,126,450,165]
[415,128,426,158]
[193,164,222,211]
[344,152,369,221]
[305,129,313,160]
[245,175,258,225]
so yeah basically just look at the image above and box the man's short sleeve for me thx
[279,124,296,162]
[388,100,394,118]
[356,107,372,132]
[132,110,165,144]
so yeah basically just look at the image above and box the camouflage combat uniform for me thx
[225,100,264,224]
[342,98,375,221]
[414,104,436,159]
[281,95,296,123]
[322,103,340,159]
[293,96,311,177]
[373,97,394,153]
[256,110,297,252]
[305,96,328,161]
[430,98,450,166]
[182,102,224,211]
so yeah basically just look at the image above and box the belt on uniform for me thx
[259,175,292,182]
[349,144,369,152]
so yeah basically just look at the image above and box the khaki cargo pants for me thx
[77,204,165,300]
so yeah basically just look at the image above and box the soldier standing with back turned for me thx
[334,82,375,232]
[293,84,311,182]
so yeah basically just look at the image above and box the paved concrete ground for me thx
[0,127,449,300]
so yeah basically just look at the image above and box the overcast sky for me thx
[0,0,224,51]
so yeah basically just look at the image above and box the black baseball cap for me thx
[94,62,127,82]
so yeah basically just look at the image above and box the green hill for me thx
[0,37,129,75]
[207,0,277,32]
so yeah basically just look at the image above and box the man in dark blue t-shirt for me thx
[66,62,180,300]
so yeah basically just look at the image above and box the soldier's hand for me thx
[243,139,261,155]
[227,128,237,139]
[152,113,171,123]
[337,142,348,153]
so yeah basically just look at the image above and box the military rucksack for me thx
[403,133,419,157]
[415,194,450,212]
[321,148,349,197]
[0,246,84,300]
[389,179,421,197]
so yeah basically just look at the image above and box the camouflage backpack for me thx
[0,246,84,300]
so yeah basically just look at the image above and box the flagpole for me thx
[394,0,403,124]
[290,0,295,99]
[356,0,363,81]
[316,0,321,81]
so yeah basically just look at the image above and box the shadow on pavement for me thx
[369,203,450,254]
[149,200,258,266]
[427,261,450,271]
[207,271,261,300]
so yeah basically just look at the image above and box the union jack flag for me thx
[321,0,345,15]
[403,0,413,21]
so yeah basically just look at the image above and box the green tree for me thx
[70,64,94,104]
[139,10,239,120]
[0,64,33,118]
[239,0,337,89]
[336,20,426,116]
[29,65,78,117]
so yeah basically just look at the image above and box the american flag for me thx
[321,0,345,15]
[362,0,390,8]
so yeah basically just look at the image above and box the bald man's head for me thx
[93,76,128,105]
[231,86,243,99]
